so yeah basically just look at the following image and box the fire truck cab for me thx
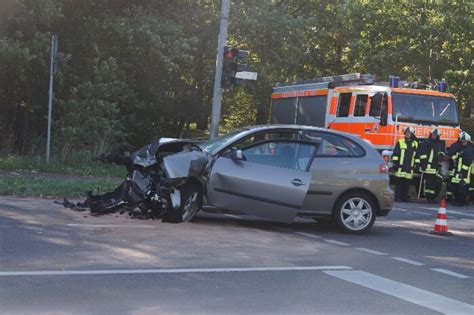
[270,73,462,156]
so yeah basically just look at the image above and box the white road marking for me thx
[325,270,474,314]
[392,207,407,212]
[412,211,431,216]
[422,207,474,218]
[393,208,431,216]
[390,257,425,266]
[67,224,155,228]
[397,221,474,236]
[324,239,350,246]
[431,268,471,279]
[354,248,387,255]
[223,214,242,219]
[0,266,352,277]
[294,232,322,239]
[377,222,408,228]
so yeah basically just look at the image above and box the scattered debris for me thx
[58,138,207,222]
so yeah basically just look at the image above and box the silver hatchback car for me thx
[162,125,394,234]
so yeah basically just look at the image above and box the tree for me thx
[0,0,472,156]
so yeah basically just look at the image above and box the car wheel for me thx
[167,182,202,223]
[333,192,376,234]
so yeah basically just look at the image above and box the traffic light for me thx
[221,46,250,88]
[221,46,235,88]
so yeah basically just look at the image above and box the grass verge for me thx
[0,154,125,177]
[0,176,119,198]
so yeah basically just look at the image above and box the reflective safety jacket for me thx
[451,145,473,185]
[392,138,419,179]
[417,138,444,175]
[447,141,463,177]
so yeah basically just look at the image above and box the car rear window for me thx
[301,131,365,157]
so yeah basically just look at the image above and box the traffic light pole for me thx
[46,34,58,163]
[210,0,230,139]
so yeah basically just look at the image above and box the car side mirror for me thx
[230,149,244,161]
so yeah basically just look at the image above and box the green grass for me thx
[0,176,119,198]
[0,154,125,177]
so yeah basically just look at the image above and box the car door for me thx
[299,131,367,215]
[207,140,316,223]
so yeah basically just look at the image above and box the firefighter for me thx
[470,151,474,204]
[445,132,466,200]
[451,132,473,206]
[392,127,419,202]
[416,129,444,202]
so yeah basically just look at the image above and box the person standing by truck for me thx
[392,127,419,202]
[445,132,466,200]
[450,132,473,206]
[416,129,444,203]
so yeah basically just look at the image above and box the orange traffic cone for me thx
[429,198,453,236]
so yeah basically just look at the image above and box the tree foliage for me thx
[0,0,472,158]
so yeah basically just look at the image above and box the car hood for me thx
[162,151,209,179]
[131,138,196,168]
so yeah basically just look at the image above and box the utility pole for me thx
[210,0,230,139]
[46,34,58,163]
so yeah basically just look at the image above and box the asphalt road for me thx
[0,196,473,314]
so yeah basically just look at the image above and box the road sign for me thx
[235,71,257,80]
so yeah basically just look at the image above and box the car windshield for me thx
[198,128,247,155]
[392,93,459,126]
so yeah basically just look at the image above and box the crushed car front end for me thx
[61,138,209,221]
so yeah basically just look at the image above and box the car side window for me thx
[231,131,299,151]
[242,141,316,171]
[301,131,365,157]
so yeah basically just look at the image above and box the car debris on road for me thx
[60,137,205,222]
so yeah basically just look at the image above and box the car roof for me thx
[242,124,359,140]
[237,124,379,156]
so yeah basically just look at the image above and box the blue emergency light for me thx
[437,81,448,92]
[389,76,400,88]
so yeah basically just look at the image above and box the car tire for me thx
[333,192,376,234]
[166,182,202,223]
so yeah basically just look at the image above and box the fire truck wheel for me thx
[333,192,376,234]
[166,182,202,223]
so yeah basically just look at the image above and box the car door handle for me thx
[291,179,305,186]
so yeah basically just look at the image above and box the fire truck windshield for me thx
[391,93,459,126]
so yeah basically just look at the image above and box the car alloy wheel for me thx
[167,182,201,223]
[334,192,376,234]
[182,191,200,222]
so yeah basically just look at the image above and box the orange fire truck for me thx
[270,73,464,153]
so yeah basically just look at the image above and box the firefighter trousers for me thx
[395,177,411,202]
[453,181,469,206]
[423,173,440,201]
